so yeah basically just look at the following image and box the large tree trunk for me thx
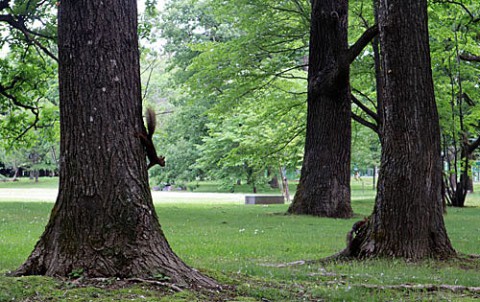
[288,0,353,218]
[345,0,455,259]
[12,0,218,289]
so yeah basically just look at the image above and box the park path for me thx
[0,188,246,204]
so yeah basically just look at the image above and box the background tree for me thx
[286,0,353,217]
[345,0,456,259]
[158,0,309,189]
[159,0,380,206]
[429,1,480,207]
[0,148,25,179]
[11,0,218,288]
[0,47,58,147]
[287,0,377,217]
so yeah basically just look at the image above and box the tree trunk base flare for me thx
[339,217,456,260]
[9,199,219,290]
[19,0,220,291]
[288,178,353,218]
[336,0,458,261]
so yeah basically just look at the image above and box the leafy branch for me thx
[0,2,58,61]
[432,0,480,23]
[459,53,480,62]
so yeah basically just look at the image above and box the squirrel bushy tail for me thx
[139,107,165,169]
[146,107,156,140]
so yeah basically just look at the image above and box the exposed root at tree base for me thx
[257,249,352,268]
[126,278,184,292]
[463,253,480,259]
[353,283,480,294]
[60,276,227,294]
[261,249,480,272]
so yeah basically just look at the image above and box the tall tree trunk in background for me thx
[372,0,383,132]
[450,139,480,206]
[345,0,455,259]
[288,0,353,218]
[280,167,290,202]
[12,164,19,181]
[12,0,218,288]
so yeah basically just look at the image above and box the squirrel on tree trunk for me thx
[138,107,165,170]
[346,216,368,247]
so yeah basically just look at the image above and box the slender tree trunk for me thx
[452,155,469,207]
[11,0,218,289]
[10,160,19,180]
[372,0,384,131]
[345,0,455,259]
[279,167,290,202]
[288,0,353,218]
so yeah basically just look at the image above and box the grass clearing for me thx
[0,179,479,301]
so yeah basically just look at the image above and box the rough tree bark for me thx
[287,0,353,218]
[344,0,456,259]
[11,0,218,289]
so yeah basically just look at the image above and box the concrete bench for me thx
[245,195,285,205]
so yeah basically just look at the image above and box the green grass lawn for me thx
[0,177,59,189]
[0,179,479,301]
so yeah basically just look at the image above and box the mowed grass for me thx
[0,177,59,189]
[0,178,479,301]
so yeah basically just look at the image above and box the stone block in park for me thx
[245,195,285,205]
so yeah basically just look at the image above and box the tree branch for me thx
[352,88,377,108]
[347,25,378,63]
[0,14,16,24]
[19,26,58,62]
[11,111,40,142]
[0,81,38,112]
[0,14,58,61]
[459,53,480,62]
[263,3,308,18]
[352,112,379,134]
[260,64,308,79]
[432,0,479,23]
[22,25,56,40]
[462,92,476,106]
[291,0,309,22]
[272,84,307,96]
[0,0,10,11]
[266,126,306,157]
[351,93,379,123]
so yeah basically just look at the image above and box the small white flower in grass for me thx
[239,228,245,233]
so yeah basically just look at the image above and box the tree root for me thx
[257,250,352,268]
[127,277,184,292]
[354,283,480,294]
[63,276,223,293]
